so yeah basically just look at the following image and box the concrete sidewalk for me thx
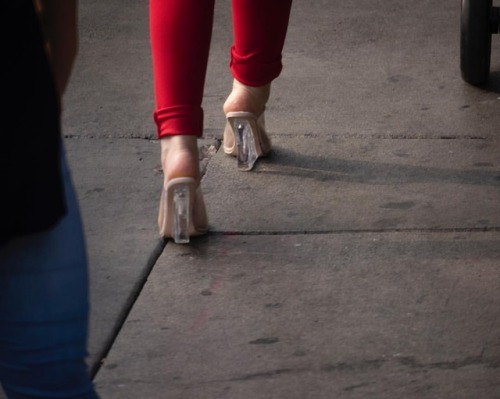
[63,0,500,397]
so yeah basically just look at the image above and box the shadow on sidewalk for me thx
[255,147,500,188]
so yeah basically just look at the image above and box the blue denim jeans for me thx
[0,148,99,398]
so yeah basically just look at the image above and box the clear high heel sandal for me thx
[224,111,272,171]
[158,177,208,244]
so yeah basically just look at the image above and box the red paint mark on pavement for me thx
[192,276,223,331]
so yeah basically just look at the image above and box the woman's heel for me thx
[158,177,208,244]
[226,111,270,172]
[232,117,258,171]
[172,184,190,243]
[223,80,272,171]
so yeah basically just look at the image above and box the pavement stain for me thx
[249,337,280,345]
[343,381,375,392]
[473,162,494,167]
[397,355,500,370]
[85,187,105,195]
[380,201,416,210]
[231,368,293,381]
[190,276,224,331]
[321,359,386,372]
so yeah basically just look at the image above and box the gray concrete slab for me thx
[204,136,500,233]
[63,0,500,144]
[203,0,500,139]
[95,233,500,398]
[62,0,155,140]
[64,137,162,371]
[64,136,217,372]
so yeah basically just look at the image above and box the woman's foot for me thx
[223,80,272,169]
[223,79,271,116]
[160,135,200,183]
[158,135,208,243]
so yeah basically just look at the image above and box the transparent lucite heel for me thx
[233,118,258,171]
[173,184,190,244]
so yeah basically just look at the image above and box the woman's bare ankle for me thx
[223,79,271,116]
[160,135,200,182]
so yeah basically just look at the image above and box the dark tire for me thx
[460,0,492,85]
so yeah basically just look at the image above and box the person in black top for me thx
[0,1,100,397]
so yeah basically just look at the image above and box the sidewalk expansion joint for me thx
[271,133,491,140]
[208,226,500,236]
[90,238,167,379]
[64,134,157,140]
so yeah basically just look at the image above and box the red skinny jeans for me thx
[149,0,293,138]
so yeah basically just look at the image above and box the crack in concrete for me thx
[91,238,167,379]
[397,355,500,370]
[343,381,375,392]
[159,353,500,388]
[209,226,500,237]
[232,368,294,381]
[64,134,157,140]
[321,359,386,372]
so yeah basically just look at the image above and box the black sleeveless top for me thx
[1,0,66,244]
